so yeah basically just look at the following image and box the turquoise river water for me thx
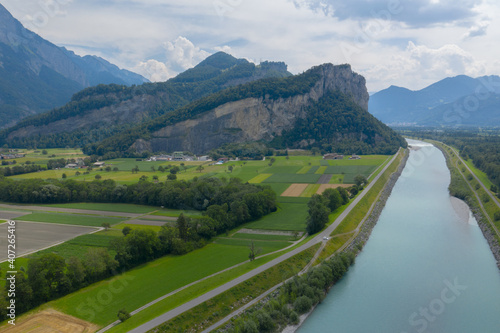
[298,140,500,333]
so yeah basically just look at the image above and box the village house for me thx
[349,154,361,160]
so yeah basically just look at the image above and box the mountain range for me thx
[0,3,148,128]
[369,75,500,126]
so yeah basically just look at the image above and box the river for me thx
[298,140,500,333]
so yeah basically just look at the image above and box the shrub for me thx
[117,308,131,322]
[293,295,312,314]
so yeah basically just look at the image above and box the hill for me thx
[0,52,291,149]
[0,3,148,128]
[369,75,500,126]
[85,63,405,157]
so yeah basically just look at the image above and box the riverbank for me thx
[434,143,500,269]
[280,150,409,333]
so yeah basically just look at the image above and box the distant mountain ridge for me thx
[369,75,500,126]
[0,3,148,128]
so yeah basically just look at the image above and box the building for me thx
[349,154,361,160]
[323,153,344,160]
[198,156,210,161]
[93,161,106,167]
[65,163,78,169]
[173,152,184,161]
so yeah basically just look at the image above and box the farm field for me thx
[49,243,268,326]
[1,151,392,330]
[14,212,125,227]
[0,221,99,261]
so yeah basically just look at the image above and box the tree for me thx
[167,173,177,181]
[139,175,149,182]
[228,165,234,173]
[354,175,368,187]
[95,174,102,180]
[42,149,48,155]
[122,226,132,236]
[176,213,189,241]
[62,173,67,179]
[66,257,85,290]
[151,166,156,172]
[113,167,119,172]
[306,194,330,235]
[105,166,112,172]
[102,222,111,231]
[75,171,81,176]
[117,308,131,322]
[248,241,261,261]
[322,188,342,211]
[196,165,205,173]
[152,175,159,182]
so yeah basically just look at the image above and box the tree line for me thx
[230,252,356,332]
[0,176,277,321]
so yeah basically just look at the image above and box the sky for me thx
[2,0,500,92]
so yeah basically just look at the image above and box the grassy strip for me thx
[332,150,403,236]
[146,244,321,333]
[213,238,292,254]
[462,159,494,190]
[314,233,354,264]
[248,173,272,183]
[14,212,125,226]
[231,233,296,241]
[106,251,285,332]
[300,184,320,197]
[43,203,156,214]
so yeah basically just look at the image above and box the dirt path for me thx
[0,203,143,218]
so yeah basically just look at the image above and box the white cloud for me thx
[133,36,211,82]
[164,36,210,72]
[134,59,174,82]
[362,42,486,91]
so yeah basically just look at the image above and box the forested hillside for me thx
[0,52,291,149]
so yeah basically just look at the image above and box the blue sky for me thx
[2,0,499,91]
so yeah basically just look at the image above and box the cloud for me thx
[134,36,211,82]
[363,42,486,91]
[291,0,483,27]
[463,21,489,38]
[134,59,174,82]
[164,36,210,73]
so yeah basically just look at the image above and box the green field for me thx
[263,173,321,183]
[213,238,292,254]
[15,212,125,227]
[49,243,262,325]
[231,233,296,241]
[244,199,309,231]
[44,203,156,214]
[301,184,320,197]
[248,173,272,183]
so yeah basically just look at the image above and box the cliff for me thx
[130,64,373,154]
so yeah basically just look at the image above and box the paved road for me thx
[129,149,402,333]
[443,144,500,238]
[447,146,500,209]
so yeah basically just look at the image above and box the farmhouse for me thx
[349,154,361,160]
[65,163,78,169]
[323,153,344,160]
[93,161,106,167]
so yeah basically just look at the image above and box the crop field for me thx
[213,238,292,254]
[281,183,308,197]
[301,184,321,197]
[244,199,309,231]
[0,309,99,333]
[15,212,125,227]
[44,203,156,214]
[231,232,296,241]
[248,173,272,183]
[49,243,263,326]
[0,221,99,261]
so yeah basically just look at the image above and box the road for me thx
[128,149,402,333]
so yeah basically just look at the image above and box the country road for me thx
[127,149,402,333]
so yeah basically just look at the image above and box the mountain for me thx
[85,63,405,156]
[369,75,500,126]
[0,52,292,148]
[0,3,148,128]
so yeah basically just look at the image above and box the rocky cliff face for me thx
[134,64,369,154]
